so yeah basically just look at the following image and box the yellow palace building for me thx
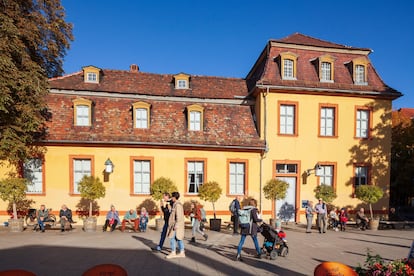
[0,33,401,225]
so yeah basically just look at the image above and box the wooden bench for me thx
[379,220,414,230]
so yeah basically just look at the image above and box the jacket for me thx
[59,208,73,223]
[167,200,185,240]
[106,211,120,223]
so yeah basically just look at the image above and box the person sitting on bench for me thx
[37,204,49,232]
[356,207,369,231]
[59,204,74,232]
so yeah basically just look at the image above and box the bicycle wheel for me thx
[26,216,37,226]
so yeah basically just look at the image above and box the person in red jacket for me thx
[190,201,208,242]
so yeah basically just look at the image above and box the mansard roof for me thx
[247,33,402,99]
[50,69,248,100]
[47,69,264,151]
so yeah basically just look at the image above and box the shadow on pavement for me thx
[342,237,412,249]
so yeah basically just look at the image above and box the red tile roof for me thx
[248,33,401,98]
[47,71,264,150]
[50,70,249,100]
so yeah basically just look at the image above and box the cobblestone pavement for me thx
[0,223,412,275]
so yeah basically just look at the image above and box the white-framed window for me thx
[187,161,204,194]
[320,107,334,136]
[276,163,298,174]
[321,62,332,82]
[73,159,91,194]
[86,72,97,83]
[280,104,295,134]
[319,165,333,186]
[135,108,148,129]
[76,105,90,126]
[355,65,366,84]
[189,111,201,131]
[356,109,369,138]
[283,59,294,79]
[133,160,151,194]
[229,162,245,195]
[355,166,368,187]
[23,158,43,194]
[177,79,188,89]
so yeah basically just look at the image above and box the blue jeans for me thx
[169,232,184,253]
[158,222,168,249]
[140,221,147,231]
[237,234,261,255]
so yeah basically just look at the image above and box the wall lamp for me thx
[306,163,322,177]
[104,158,114,174]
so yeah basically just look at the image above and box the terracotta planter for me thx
[83,217,97,232]
[8,218,24,232]
[155,218,164,232]
[369,219,379,231]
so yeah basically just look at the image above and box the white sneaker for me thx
[177,251,186,258]
[166,252,177,259]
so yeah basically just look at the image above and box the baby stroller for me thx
[259,222,288,260]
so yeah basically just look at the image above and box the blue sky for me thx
[61,0,413,110]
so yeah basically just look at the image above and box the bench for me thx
[379,220,414,230]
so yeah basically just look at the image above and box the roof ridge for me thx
[49,71,82,81]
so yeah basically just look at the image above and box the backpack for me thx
[229,200,236,214]
[238,206,253,228]
[200,207,207,222]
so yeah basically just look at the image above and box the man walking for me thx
[230,195,241,235]
[315,198,327,233]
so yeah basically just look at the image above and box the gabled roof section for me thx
[50,68,249,100]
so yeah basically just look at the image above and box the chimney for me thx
[130,64,139,73]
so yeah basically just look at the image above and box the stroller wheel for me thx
[280,247,289,257]
[270,250,278,260]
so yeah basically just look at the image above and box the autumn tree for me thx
[0,0,73,167]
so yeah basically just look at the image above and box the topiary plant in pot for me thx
[150,177,178,231]
[78,175,106,232]
[263,178,289,226]
[198,181,222,232]
[0,175,28,232]
[355,185,384,230]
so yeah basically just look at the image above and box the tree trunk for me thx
[89,201,93,217]
[12,202,17,219]
[213,202,216,219]
[369,203,374,220]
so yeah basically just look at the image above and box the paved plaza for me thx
[0,223,412,275]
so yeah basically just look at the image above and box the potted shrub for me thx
[198,181,222,231]
[314,184,337,205]
[263,178,289,227]
[150,177,177,231]
[355,185,384,230]
[78,175,106,232]
[0,176,28,232]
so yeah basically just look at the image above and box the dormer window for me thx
[174,73,190,89]
[348,57,368,85]
[132,101,151,129]
[73,98,92,126]
[187,104,204,131]
[279,52,298,80]
[87,72,97,83]
[82,65,101,83]
[313,55,335,83]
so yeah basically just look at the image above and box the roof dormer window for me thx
[318,55,335,83]
[279,52,298,80]
[82,65,101,83]
[187,104,204,131]
[174,73,190,89]
[347,57,368,86]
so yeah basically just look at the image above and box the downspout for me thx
[259,87,269,214]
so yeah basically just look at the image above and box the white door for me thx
[275,177,296,222]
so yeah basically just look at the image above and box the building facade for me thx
[0,33,401,224]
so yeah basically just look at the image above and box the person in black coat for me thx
[59,204,73,232]
[153,192,172,252]
[236,198,262,261]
